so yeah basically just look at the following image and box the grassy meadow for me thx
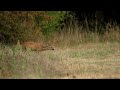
[0,20,120,79]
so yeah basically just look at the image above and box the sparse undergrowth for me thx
[0,42,120,79]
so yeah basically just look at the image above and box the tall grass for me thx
[51,19,120,48]
[0,43,59,79]
[0,41,120,79]
[0,18,120,79]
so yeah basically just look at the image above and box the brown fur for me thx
[20,41,54,51]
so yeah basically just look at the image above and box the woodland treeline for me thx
[0,11,119,45]
[0,11,69,44]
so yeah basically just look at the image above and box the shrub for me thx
[0,11,68,44]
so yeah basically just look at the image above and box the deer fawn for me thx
[18,41,54,52]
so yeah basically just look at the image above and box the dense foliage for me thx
[0,11,67,44]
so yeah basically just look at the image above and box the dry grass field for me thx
[0,20,120,79]
[0,42,120,79]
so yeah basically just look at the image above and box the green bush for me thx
[0,11,68,44]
